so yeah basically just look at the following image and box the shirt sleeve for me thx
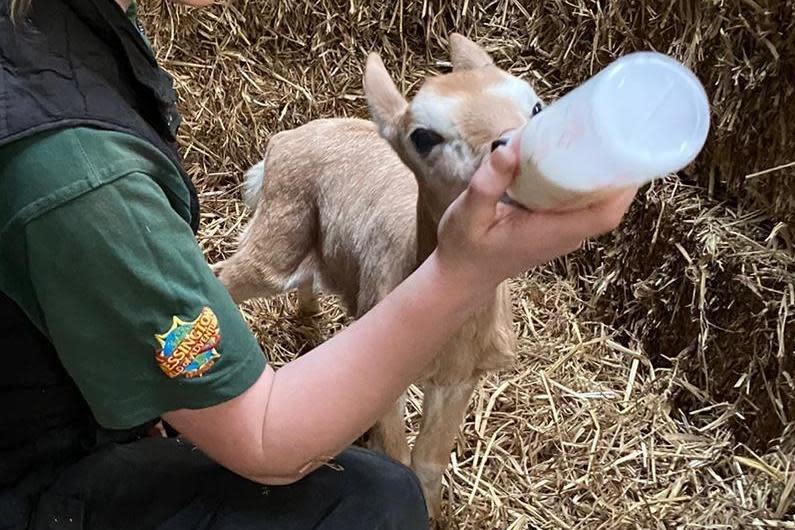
[24,171,267,430]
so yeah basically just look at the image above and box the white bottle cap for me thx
[508,52,711,211]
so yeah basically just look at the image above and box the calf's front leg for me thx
[411,379,477,521]
[367,392,411,466]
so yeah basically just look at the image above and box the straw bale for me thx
[569,176,794,451]
[141,0,795,223]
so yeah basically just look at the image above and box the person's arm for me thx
[163,145,636,484]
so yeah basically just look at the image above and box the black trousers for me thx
[1,438,428,530]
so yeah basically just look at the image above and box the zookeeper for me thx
[0,0,636,528]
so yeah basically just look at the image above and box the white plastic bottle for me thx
[507,51,711,211]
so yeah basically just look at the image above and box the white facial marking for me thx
[410,91,460,138]
[489,75,539,115]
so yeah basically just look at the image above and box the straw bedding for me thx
[569,177,794,453]
[140,1,794,527]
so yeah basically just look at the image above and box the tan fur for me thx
[424,67,503,96]
[458,89,528,148]
[214,34,542,522]
[449,33,494,71]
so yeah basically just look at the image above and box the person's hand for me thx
[436,144,636,288]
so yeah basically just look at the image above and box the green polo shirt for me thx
[0,127,267,430]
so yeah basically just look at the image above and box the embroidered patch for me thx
[155,307,221,379]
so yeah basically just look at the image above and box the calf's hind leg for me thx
[213,196,316,305]
[296,276,320,316]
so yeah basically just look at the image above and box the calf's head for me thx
[364,33,543,218]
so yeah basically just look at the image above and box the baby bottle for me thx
[507,51,711,211]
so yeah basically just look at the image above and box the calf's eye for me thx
[532,102,543,116]
[410,128,444,156]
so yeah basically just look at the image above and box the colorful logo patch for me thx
[155,307,221,379]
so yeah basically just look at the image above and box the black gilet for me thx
[0,0,199,488]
